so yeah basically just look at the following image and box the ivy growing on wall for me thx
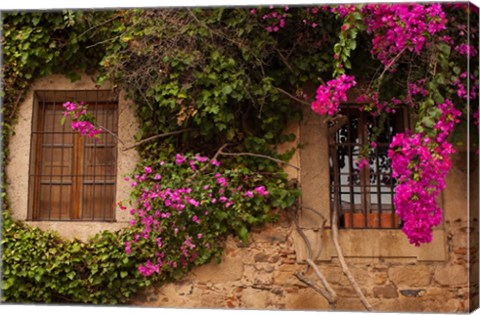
[1,8,304,303]
[1,4,478,304]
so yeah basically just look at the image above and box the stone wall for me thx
[129,107,478,313]
[130,207,475,312]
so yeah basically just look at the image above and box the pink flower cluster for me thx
[362,4,447,66]
[251,5,289,33]
[70,121,103,138]
[356,157,369,170]
[357,92,401,116]
[451,72,479,101]
[62,101,102,138]
[123,154,271,277]
[388,100,461,246]
[311,74,357,116]
[455,43,478,57]
[328,4,357,18]
[301,7,322,28]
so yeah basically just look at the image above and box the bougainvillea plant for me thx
[250,3,478,246]
[62,101,103,138]
[280,3,477,246]
[64,3,476,249]
[120,153,295,277]
[2,4,478,301]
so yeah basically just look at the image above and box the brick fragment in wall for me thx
[226,299,235,308]
[453,248,468,255]
[282,257,297,264]
[253,252,282,264]
[279,248,295,256]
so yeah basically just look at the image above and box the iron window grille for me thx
[28,90,119,221]
[328,104,408,229]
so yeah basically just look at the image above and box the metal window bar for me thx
[28,90,118,221]
[329,105,404,229]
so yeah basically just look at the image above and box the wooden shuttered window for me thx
[28,90,118,221]
[328,105,408,229]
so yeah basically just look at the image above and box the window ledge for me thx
[292,228,447,262]
[26,221,129,242]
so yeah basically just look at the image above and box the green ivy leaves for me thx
[1,212,153,304]
[333,9,366,77]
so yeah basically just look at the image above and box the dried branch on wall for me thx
[122,128,195,151]
[329,122,374,311]
[292,205,337,309]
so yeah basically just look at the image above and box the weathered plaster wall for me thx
[130,107,476,312]
[6,73,140,241]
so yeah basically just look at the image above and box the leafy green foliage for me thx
[96,8,329,157]
[1,8,304,304]
[0,209,171,303]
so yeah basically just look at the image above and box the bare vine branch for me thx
[275,48,295,74]
[195,143,231,175]
[218,151,300,170]
[86,18,141,49]
[275,87,311,106]
[306,258,337,303]
[367,46,408,95]
[331,203,373,311]
[293,204,337,308]
[97,124,125,146]
[330,128,374,311]
[122,128,195,151]
[295,272,337,307]
[8,90,25,120]
[73,15,121,42]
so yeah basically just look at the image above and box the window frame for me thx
[328,104,409,229]
[27,90,119,222]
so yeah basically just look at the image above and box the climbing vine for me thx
[1,3,479,303]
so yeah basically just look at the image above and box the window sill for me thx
[292,228,447,262]
[26,221,129,242]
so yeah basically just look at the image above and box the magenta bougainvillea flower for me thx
[62,101,103,138]
[311,74,357,116]
[122,154,274,277]
[388,100,461,246]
